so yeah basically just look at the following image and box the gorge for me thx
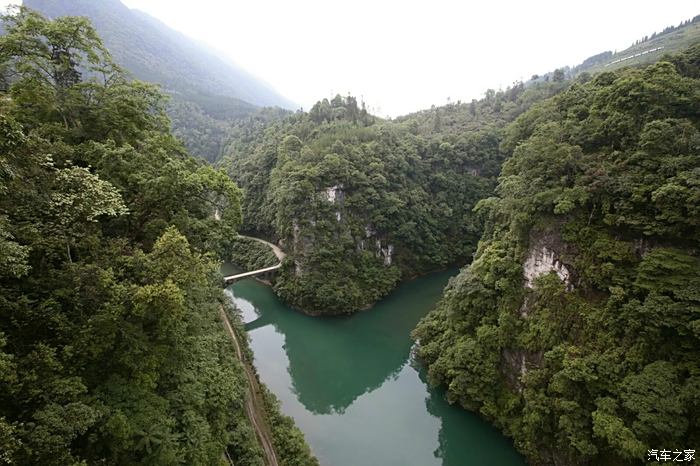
[1,3,698,466]
[225,270,526,466]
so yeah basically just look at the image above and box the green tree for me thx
[414,45,700,466]
[0,8,315,466]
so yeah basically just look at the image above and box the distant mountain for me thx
[529,14,700,84]
[576,14,700,74]
[23,0,296,160]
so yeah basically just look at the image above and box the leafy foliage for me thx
[227,236,279,271]
[0,8,315,465]
[221,85,570,313]
[413,45,700,465]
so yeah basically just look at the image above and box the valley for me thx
[0,3,698,466]
[226,270,525,466]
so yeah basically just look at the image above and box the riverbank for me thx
[226,271,525,466]
[221,299,319,466]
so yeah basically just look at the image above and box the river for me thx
[224,269,525,466]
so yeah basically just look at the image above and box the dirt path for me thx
[223,236,286,284]
[241,235,286,261]
[220,307,279,466]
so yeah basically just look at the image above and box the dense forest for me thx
[220,76,571,314]
[0,8,315,465]
[221,36,700,465]
[2,3,699,466]
[413,45,700,465]
[22,0,296,162]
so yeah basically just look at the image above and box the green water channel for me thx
[225,270,525,466]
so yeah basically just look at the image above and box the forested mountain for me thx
[220,82,570,314]
[530,14,700,84]
[22,0,295,161]
[2,2,699,465]
[0,8,315,465]
[221,30,700,464]
[576,14,700,75]
[221,15,700,318]
[413,45,700,465]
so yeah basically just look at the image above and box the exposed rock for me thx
[383,245,394,266]
[506,229,574,385]
[321,184,344,204]
[502,348,543,392]
[517,296,531,318]
[291,220,302,276]
[375,239,394,266]
[523,238,573,291]
[291,219,312,277]
[292,219,300,245]
[519,235,575,313]
[633,238,651,257]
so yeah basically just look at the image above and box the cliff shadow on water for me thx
[234,270,457,414]
[415,364,525,466]
[227,270,526,466]
[227,270,456,414]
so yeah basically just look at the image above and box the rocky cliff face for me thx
[276,180,402,314]
[356,226,394,265]
[523,243,572,291]
[414,45,700,465]
[504,229,575,387]
[289,185,395,279]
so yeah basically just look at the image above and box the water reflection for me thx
[227,271,524,466]
[239,272,450,414]
[413,361,525,466]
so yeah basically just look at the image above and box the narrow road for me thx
[220,307,279,466]
[224,236,287,284]
[242,236,286,261]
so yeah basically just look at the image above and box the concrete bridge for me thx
[223,236,286,285]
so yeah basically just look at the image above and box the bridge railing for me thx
[223,263,281,284]
[223,235,285,285]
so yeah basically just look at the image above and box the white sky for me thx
[20,1,700,116]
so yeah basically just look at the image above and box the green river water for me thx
[224,269,525,466]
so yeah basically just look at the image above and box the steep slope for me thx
[0,9,316,465]
[23,0,295,160]
[530,14,700,83]
[220,85,568,314]
[220,15,700,317]
[576,14,700,75]
[413,45,700,466]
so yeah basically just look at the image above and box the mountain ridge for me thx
[23,0,295,109]
[527,14,700,84]
[21,0,296,160]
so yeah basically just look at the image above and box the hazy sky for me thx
[33,1,700,115]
